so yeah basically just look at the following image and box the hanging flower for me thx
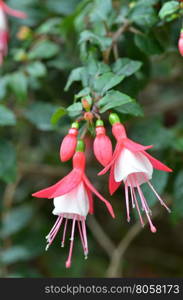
[99,113,172,233]
[60,122,79,162]
[93,120,113,167]
[178,29,183,56]
[32,140,114,268]
[0,0,27,64]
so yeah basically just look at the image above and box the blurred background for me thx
[0,0,183,278]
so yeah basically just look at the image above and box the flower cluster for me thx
[32,111,172,268]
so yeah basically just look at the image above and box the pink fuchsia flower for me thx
[0,0,27,64]
[99,113,172,233]
[93,120,113,167]
[178,30,183,56]
[60,122,79,162]
[32,140,114,268]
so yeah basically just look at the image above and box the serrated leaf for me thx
[0,105,16,126]
[112,58,142,77]
[0,139,17,183]
[0,205,34,238]
[24,101,59,131]
[93,72,124,95]
[28,40,60,60]
[51,107,67,125]
[98,90,133,113]
[159,1,179,20]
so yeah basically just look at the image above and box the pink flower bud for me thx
[93,124,113,166]
[60,127,78,162]
[178,32,183,56]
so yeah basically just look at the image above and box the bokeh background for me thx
[0,0,183,278]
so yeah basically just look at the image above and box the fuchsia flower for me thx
[93,120,113,166]
[60,122,78,162]
[0,0,26,64]
[32,140,114,268]
[178,30,183,56]
[99,113,172,233]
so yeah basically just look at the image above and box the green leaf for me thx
[75,87,91,99]
[135,34,163,55]
[115,101,144,117]
[25,61,47,78]
[98,90,133,113]
[93,72,124,95]
[28,40,60,60]
[64,67,85,91]
[79,30,112,51]
[0,246,36,264]
[8,72,28,102]
[0,139,17,183]
[90,0,112,22]
[24,101,59,131]
[0,105,16,126]
[112,58,142,77]
[129,4,158,28]
[67,102,83,117]
[51,107,67,125]
[173,171,183,218]
[45,0,81,15]
[0,205,34,238]
[159,1,180,21]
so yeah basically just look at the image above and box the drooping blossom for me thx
[0,0,27,64]
[60,122,78,162]
[32,140,114,268]
[178,29,183,56]
[99,113,172,233]
[93,120,113,167]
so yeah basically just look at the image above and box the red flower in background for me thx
[99,113,172,233]
[0,0,26,64]
[32,140,114,268]
[178,30,183,56]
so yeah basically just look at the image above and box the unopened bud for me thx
[84,112,93,121]
[82,99,91,111]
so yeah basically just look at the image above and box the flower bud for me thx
[82,98,91,111]
[178,30,183,56]
[60,122,79,162]
[84,112,93,122]
[93,120,113,166]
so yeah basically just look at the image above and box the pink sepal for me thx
[143,151,173,172]
[109,165,121,195]
[32,168,82,199]
[83,174,115,218]
[85,185,94,214]
[122,138,153,152]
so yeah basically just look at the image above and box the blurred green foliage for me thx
[0,0,183,278]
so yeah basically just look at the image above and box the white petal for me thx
[52,182,89,217]
[114,148,153,183]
